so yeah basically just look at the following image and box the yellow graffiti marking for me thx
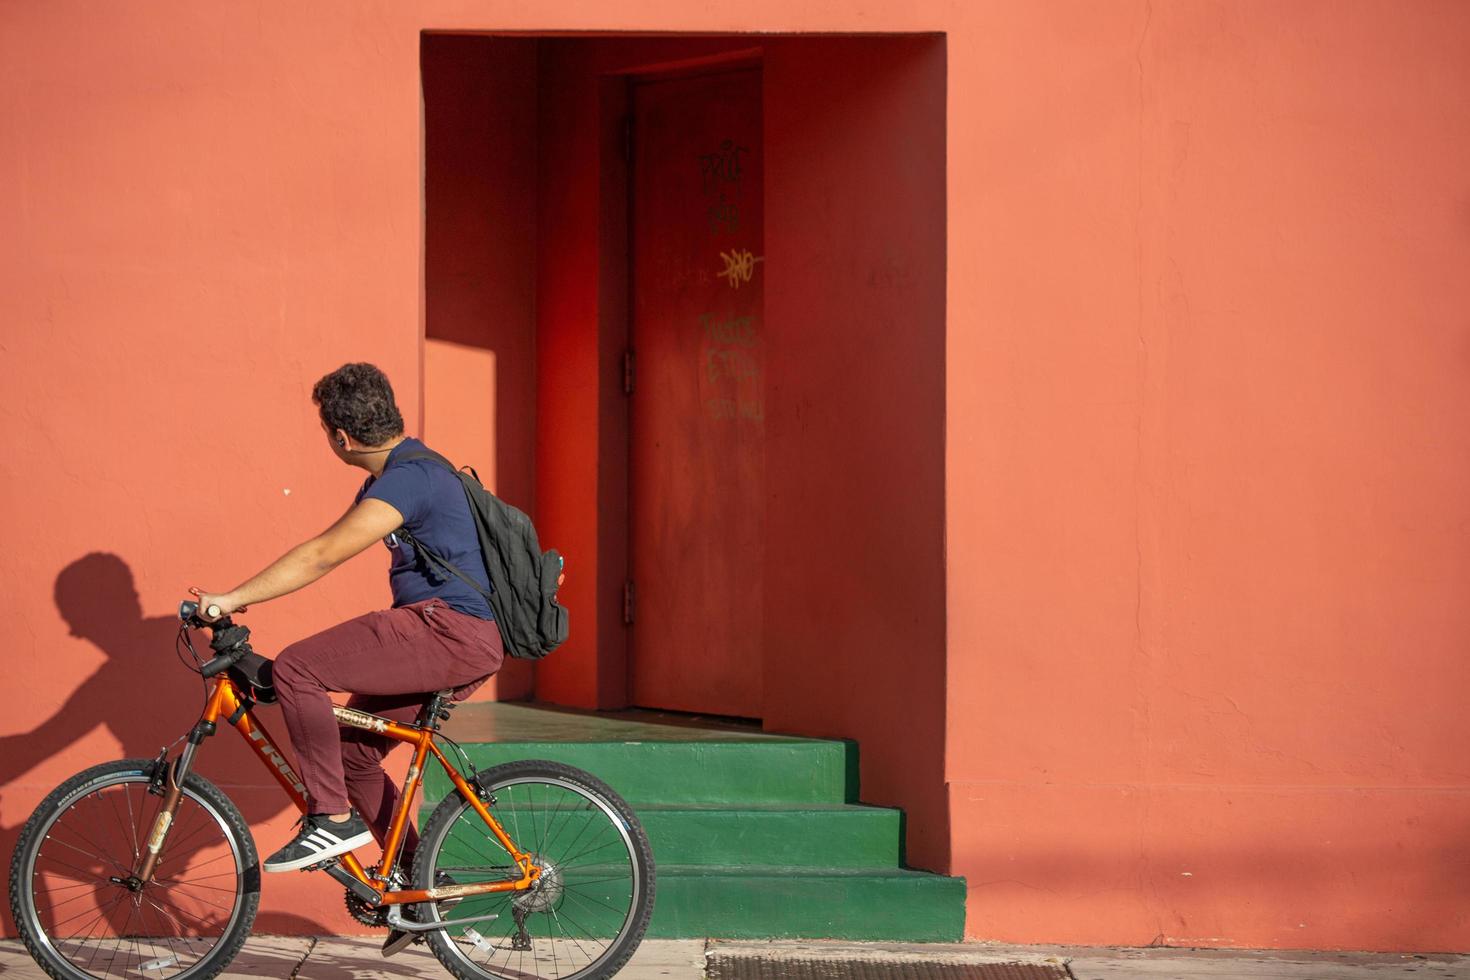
[717,249,764,289]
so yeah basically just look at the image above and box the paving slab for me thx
[217,938,316,979]
[1057,945,1470,980]
[612,939,708,979]
[301,937,709,980]
[0,938,315,979]
[0,936,708,979]
[296,938,443,979]
[0,940,57,980]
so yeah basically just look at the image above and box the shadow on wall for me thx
[0,553,330,935]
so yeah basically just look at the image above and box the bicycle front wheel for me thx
[416,759,655,980]
[8,759,260,980]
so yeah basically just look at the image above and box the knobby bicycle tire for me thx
[9,758,260,980]
[414,760,656,980]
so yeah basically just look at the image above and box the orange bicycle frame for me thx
[173,675,541,906]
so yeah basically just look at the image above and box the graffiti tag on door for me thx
[699,138,748,235]
[698,140,748,193]
[699,312,764,423]
[717,249,763,289]
[708,195,739,234]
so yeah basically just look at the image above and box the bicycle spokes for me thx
[420,765,652,980]
[20,768,251,980]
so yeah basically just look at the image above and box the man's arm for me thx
[192,498,404,618]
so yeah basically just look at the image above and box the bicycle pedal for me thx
[303,857,340,873]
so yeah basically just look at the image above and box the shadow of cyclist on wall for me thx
[0,554,225,780]
[0,553,331,938]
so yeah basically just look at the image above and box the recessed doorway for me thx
[421,31,946,738]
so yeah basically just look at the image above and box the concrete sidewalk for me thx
[2,937,1466,979]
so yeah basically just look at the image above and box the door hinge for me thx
[623,581,635,625]
[623,349,635,395]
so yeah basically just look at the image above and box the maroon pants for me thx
[272,598,503,859]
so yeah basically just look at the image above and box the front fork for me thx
[135,719,215,884]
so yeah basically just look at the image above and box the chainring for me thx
[345,887,388,928]
[344,865,404,928]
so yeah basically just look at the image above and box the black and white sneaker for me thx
[263,811,374,873]
[382,872,461,958]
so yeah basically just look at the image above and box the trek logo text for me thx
[248,730,308,797]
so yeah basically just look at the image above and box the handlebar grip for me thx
[199,646,246,679]
[178,600,234,629]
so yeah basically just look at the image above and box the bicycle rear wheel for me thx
[415,759,655,980]
[8,759,259,980]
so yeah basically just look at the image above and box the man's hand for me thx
[188,587,247,621]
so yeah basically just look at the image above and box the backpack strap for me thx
[395,448,484,491]
[394,526,494,604]
[394,447,458,472]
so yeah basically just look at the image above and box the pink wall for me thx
[0,2,425,934]
[946,0,1470,952]
[422,34,539,700]
[531,38,619,709]
[4,0,1470,952]
[762,36,949,872]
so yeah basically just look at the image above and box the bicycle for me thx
[9,601,655,980]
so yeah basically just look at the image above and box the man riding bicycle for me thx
[9,363,650,977]
[191,363,531,938]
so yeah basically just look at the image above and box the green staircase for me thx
[419,703,965,941]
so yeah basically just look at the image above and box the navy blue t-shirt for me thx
[355,439,494,620]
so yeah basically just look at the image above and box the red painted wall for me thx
[422,33,539,700]
[0,2,426,934]
[531,38,621,709]
[946,0,1470,952]
[5,0,1470,952]
[762,36,949,872]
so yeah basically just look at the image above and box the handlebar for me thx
[179,600,231,630]
[178,600,251,677]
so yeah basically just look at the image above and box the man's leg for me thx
[267,600,501,871]
[340,692,427,868]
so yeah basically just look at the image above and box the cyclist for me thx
[191,363,514,901]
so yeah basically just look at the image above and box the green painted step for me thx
[648,865,966,941]
[423,740,856,805]
[417,703,967,941]
[416,865,963,942]
[417,801,901,868]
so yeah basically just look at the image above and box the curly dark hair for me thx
[312,363,405,445]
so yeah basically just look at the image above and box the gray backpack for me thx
[393,449,567,660]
